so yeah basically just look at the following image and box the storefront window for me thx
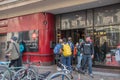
[94,25,120,66]
[61,11,86,30]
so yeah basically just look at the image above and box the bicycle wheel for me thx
[13,68,38,80]
[47,72,71,80]
[0,65,11,80]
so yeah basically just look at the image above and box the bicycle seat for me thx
[39,71,51,78]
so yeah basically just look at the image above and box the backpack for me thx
[53,44,62,54]
[62,43,72,57]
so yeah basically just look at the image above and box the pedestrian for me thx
[5,36,21,68]
[68,37,74,65]
[81,35,94,78]
[53,39,63,64]
[61,38,73,79]
[73,42,78,64]
[76,39,84,70]
[53,39,63,55]
[61,38,72,67]
[17,41,25,66]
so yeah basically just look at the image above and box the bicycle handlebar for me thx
[0,61,10,65]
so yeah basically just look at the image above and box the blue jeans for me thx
[61,55,72,80]
[61,55,71,67]
[82,55,93,74]
[76,54,82,68]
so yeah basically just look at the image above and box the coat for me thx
[5,41,20,60]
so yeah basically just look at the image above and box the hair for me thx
[68,37,72,40]
[63,38,67,43]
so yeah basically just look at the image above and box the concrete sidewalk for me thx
[34,65,120,80]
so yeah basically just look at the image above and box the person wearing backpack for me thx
[68,37,74,65]
[76,39,84,70]
[61,38,72,67]
[81,36,94,78]
[53,39,63,64]
[53,39,63,54]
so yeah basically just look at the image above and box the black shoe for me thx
[78,69,85,74]
[71,74,73,79]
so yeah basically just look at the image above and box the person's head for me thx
[59,39,63,44]
[63,38,67,43]
[75,42,79,46]
[11,36,17,42]
[68,37,72,41]
[85,35,91,42]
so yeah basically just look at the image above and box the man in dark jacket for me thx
[81,36,94,78]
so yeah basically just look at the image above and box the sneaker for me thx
[75,67,79,71]
[89,74,94,78]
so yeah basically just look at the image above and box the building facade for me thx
[0,13,55,65]
[55,3,120,67]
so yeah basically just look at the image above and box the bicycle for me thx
[13,62,38,80]
[0,61,24,80]
[37,62,72,80]
[0,62,11,80]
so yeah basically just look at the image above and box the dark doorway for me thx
[61,29,85,43]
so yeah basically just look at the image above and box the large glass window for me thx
[94,25,120,66]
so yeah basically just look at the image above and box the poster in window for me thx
[7,30,39,52]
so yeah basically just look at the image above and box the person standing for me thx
[62,38,72,67]
[53,39,63,63]
[81,36,94,78]
[68,37,74,65]
[18,41,25,66]
[76,39,84,70]
[5,36,21,67]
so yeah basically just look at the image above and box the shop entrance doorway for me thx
[61,28,85,44]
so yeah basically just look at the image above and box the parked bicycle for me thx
[36,62,72,80]
[0,61,23,80]
[0,61,38,80]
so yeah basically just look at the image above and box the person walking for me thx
[76,39,84,70]
[5,36,21,67]
[81,36,94,78]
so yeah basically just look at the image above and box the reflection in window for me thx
[94,25,120,66]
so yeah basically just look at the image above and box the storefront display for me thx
[93,26,120,66]
[57,3,120,67]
